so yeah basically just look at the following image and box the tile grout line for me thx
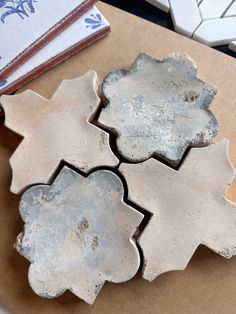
[197,0,205,7]
[221,0,235,17]
[191,18,204,38]
[198,2,204,20]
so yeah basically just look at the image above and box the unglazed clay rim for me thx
[1,71,119,194]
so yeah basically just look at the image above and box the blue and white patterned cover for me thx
[0,6,109,91]
[0,0,85,72]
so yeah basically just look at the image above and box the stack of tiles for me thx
[0,0,110,95]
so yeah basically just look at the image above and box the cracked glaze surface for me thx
[99,53,218,166]
[16,167,143,304]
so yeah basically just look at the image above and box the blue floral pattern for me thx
[0,79,7,87]
[85,13,104,29]
[0,0,37,24]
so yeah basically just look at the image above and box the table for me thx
[0,2,236,313]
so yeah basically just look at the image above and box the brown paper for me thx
[0,2,235,313]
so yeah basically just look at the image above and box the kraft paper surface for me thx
[0,2,235,313]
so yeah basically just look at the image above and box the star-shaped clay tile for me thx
[15,166,143,304]
[0,71,119,194]
[119,140,236,281]
[98,53,218,166]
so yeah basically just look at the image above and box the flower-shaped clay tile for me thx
[98,53,218,166]
[0,71,118,194]
[15,166,143,304]
[120,139,236,281]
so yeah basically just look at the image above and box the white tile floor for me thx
[225,1,236,16]
[169,0,201,37]
[199,0,233,19]
[145,0,236,53]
